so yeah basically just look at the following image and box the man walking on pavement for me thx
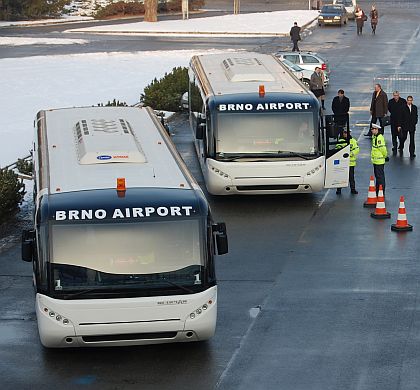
[366,83,388,137]
[371,123,388,194]
[388,91,406,155]
[332,89,350,131]
[335,128,359,195]
[310,67,325,111]
[290,22,301,52]
[401,95,418,159]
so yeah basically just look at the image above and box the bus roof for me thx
[37,106,197,195]
[190,52,311,98]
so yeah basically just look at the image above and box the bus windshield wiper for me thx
[158,277,195,293]
[216,152,282,161]
[265,151,314,160]
[62,287,120,300]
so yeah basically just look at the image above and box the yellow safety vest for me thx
[335,137,359,166]
[371,134,387,165]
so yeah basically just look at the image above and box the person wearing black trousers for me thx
[290,22,301,52]
[332,89,350,131]
[388,91,407,154]
[401,96,418,159]
[366,83,388,137]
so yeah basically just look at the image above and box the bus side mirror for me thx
[22,229,35,262]
[196,123,206,140]
[213,223,228,255]
[324,114,339,138]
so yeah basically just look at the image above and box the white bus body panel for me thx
[36,287,217,348]
[201,154,325,195]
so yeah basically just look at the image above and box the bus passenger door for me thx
[323,115,350,189]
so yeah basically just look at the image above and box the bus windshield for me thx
[215,112,316,157]
[50,219,204,295]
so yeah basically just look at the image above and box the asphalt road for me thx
[1,2,420,390]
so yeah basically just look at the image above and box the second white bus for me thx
[188,52,350,195]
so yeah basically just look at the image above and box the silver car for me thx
[274,51,330,76]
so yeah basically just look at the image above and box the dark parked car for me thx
[318,4,348,26]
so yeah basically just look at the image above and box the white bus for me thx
[22,106,228,348]
[188,52,350,195]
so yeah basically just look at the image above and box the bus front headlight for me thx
[43,306,72,326]
[188,300,213,320]
[208,163,230,179]
[306,164,322,176]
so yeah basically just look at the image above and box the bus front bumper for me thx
[35,288,217,348]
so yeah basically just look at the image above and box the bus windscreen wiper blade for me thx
[62,287,119,300]
[156,277,195,294]
[266,151,313,160]
[216,153,280,161]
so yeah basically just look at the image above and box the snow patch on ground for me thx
[0,37,89,46]
[0,49,235,166]
[67,10,319,36]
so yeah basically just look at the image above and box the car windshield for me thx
[322,6,342,12]
[215,112,316,157]
[50,219,204,293]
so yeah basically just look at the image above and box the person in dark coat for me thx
[332,89,350,130]
[370,5,379,34]
[290,22,301,52]
[401,96,418,158]
[388,91,407,154]
[355,7,365,35]
[366,83,388,136]
[310,67,325,110]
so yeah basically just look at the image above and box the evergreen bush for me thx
[140,66,188,112]
[16,158,33,176]
[0,168,25,223]
[94,0,205,19]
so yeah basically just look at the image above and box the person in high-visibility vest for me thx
[335,128,360,195]
[371,123,388,194]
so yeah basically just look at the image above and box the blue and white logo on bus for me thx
[97,155,112,160]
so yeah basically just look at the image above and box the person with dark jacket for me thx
[401,96,418,158]
[290,22,301,52]
[388,91,407,154]
[366,83,388,136]
[332,89,350,130]
[370,5,379,34]
[310,67,325,110]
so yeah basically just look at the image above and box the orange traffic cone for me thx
[363,176,377,208]
[391,196,413,232]
[371,185,391,219]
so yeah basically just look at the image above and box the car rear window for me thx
[283,54,299,63]
[301,55,319,64]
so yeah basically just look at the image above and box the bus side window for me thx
[206,109,215,157]
[189,75,204,132]
[207,216,216,282]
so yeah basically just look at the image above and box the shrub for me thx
[140,66,188,112]
[98,99,128,107]
[16,158,33,176]
[0,168,25,223]
[94,0,205,19]
[94,1,144,19]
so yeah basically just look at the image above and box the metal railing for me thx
[373,74,420,94]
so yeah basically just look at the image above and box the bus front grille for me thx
[236,185,300,191]
[82,332,178,343]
